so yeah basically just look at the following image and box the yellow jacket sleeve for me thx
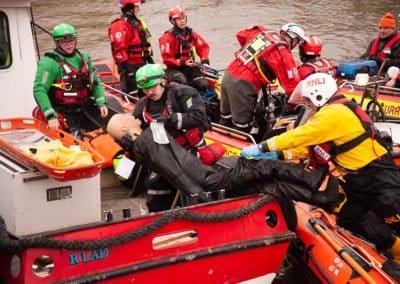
[264,103,387,171]
[282,147,309,160]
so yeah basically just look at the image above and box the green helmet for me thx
[136,64,165,89]
[52,23,77,40]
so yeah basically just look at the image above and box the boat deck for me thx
[100,167,146,221]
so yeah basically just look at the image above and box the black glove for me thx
[201,59,210,65]
[166,114,178,128]
[120,60,129,71]
[119,133,135,152]
[146,56,154,64]
[155,114,177,128]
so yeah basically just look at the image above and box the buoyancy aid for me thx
[109,16,152,64]
[140,88,202,149]
[126,17,152,61]
[46,51,90,106]
[308,95,381,168]
[303,58,336,77]
[235,29,288,82]
[171,27,194,60]
[369,33,400,60]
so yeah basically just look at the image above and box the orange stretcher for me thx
[0,117,104,181]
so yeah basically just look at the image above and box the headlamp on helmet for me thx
[135,64,165,89]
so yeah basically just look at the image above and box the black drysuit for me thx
[121,126,336,212]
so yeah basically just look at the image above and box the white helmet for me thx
[281,23,306,41]
[300,73,337,107]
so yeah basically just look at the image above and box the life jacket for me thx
[235,29,288,83]
[140,87,202,149]
[126,17,152,62]
[369,33,400,60]
[303,58,336,77]
[109,16,152,64]
[170,27,194,61]
[308,95,380,169]
[46,51,90,106]
[82,128,123,168]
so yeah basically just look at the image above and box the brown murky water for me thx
[31,0,400,69]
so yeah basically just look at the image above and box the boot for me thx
[218,159,328,192]
[311,175,344,213]
[382,260,400,282]
[383,237,400,281]
[388,237,400,264]
[257,181,314,204]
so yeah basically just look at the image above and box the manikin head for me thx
[106,113,142,141]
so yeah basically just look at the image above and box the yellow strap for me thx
[139,18,152,44]
[253,54,274,85]
[50,83,72,91]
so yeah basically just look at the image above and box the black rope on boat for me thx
[0,194,275,252]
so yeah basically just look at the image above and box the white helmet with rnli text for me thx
[300,73,337,107]
[281,23,306,42]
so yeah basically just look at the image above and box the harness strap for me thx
[328,95,378,154]
[332,131,371,155]
[172,27,193,59]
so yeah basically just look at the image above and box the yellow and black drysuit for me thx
[261,95,400,256]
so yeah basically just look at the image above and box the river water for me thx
[31,0,400,69]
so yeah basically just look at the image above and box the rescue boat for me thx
[287,202,398,284]
[1,1,400,284]
[0,1,295,283]
[339,81,400,121]
[337,60,400,122]
[0,193,294,284]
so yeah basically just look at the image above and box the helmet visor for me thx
[288,81,306,105]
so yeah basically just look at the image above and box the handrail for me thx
[102,83,139,103]
[210,122,256,144]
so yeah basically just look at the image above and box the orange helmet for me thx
[119,0,141,9]
[301,35,322,56]
[168,6,187,22]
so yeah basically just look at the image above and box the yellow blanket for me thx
[22,140,94,168]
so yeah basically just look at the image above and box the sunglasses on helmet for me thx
[136,75,163,85]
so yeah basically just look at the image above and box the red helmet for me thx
[301,35,322,56]
[119,0,141,9]
[168,6,187,21]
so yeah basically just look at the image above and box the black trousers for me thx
[165,66,209,92]
[337,154,400,249]
[119,63,145,96]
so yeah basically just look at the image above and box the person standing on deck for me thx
[297,35,337,80]
[108,0,153,97]
[360,12,400,73]
[33,23,108,136]
[159,5,211,93]
[240,72,400,270]
[219,23,305,133]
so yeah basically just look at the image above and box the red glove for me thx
[198,142,226,165]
